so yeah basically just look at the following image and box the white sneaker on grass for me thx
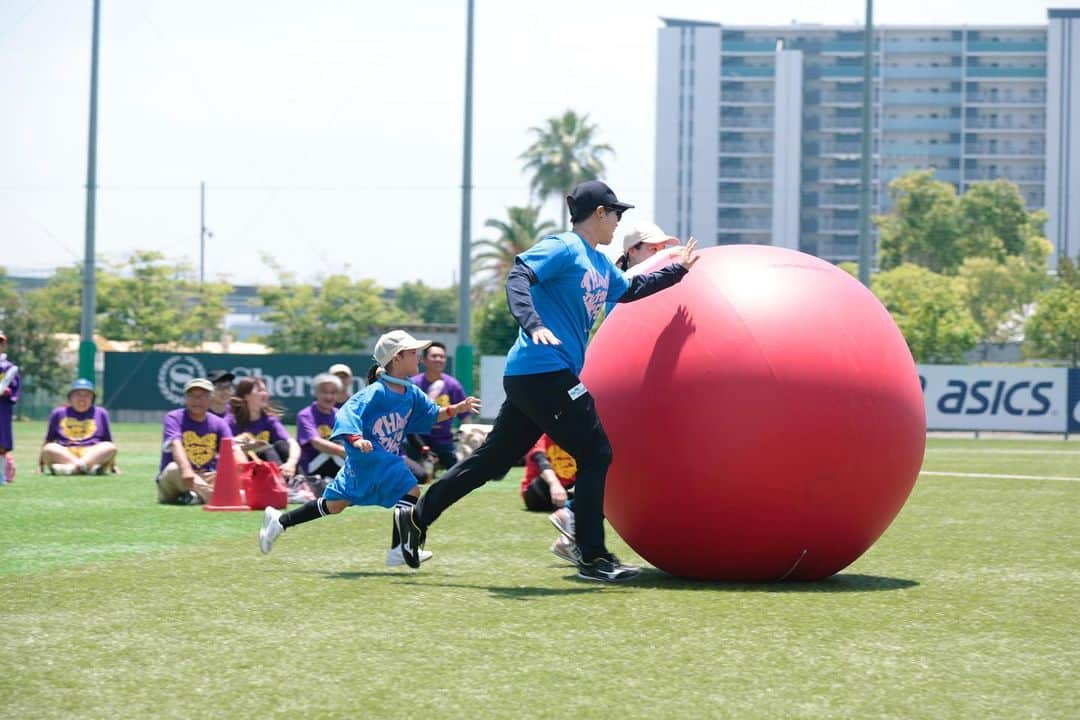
[386,545,433,567]
[259,507,284,554]
[550,537,581,565]
[548,507,575,541]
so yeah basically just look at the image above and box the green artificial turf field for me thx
[1,422,1077,719]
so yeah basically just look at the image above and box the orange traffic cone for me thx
[204,437,250,512]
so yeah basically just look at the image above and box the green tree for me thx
[1025,284,1080,366]
[27,264,92,335]
[871,264,980,363]
[395,281,458,324]
[959,180,1038,257]
[875,170,965,273]
[958,236,1051,347]
[520,110,613,230]
[472,205,556,297]
[472,291,519,357]
[258,269,406,354]
[95,251,231,349]
[0,268,70,399]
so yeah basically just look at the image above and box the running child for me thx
[258,330,480,566]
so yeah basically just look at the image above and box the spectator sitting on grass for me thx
[41,378,118,476]
[296,373,345,486]
[227,376,301,480]
[157,378,245,505]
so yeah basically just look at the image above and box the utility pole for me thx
[456,0,475,393]
[857,0,875,287]
[200,181,207,285]
[79,0,101,381]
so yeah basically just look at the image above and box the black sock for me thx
[392,496,417,547]
[280,498,329,529]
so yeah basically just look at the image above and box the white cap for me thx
[622,222,678,252]
[373,330,432,367]
[328,363,353,376]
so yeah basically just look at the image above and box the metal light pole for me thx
[456,0,475,394]
[857,0,875,287]
[79,0,101,381]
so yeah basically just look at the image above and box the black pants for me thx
[415,369,612,560]
[255,440,292,465]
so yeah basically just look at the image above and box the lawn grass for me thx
[1,422,1077,719]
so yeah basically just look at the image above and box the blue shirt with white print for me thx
[504,231,630,377]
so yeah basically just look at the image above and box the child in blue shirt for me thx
[258,330,479,566]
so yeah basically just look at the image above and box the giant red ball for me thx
[582,245,925,581]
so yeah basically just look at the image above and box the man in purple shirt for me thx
[409,341,471,470]
[296,373,345,481]
[157,378,245,505]
[41,378,118,475]
[0,330,18,483]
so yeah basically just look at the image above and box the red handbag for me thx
[242,461,289,510]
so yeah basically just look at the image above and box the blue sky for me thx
[1,0,1073,287]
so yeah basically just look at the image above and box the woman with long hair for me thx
[227,376,301,480]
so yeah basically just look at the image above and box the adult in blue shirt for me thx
[395,180,698,582]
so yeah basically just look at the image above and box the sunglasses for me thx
[604,206,625,221]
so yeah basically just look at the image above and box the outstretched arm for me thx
[616,238,700,304]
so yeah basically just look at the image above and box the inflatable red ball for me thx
[583,245,925,581]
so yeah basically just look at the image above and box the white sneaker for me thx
[548,507,575,541]
[551,537,581,565]
[386,545,433,567]
[50,463,77,476]
[259,507,284,554]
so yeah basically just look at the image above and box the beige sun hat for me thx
[373,330,432,367]
[622,222,679,252]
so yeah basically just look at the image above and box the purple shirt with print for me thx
[45,405,113,448]
[410,372,470,444]
[226,413,290,444]
[159,408,233,472]
[296,402,338,469]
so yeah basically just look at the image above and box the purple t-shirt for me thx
[159,408,233,472]
[410,372,470,444]
[296,402,338,469]
[226,413,290,444]
[45,405,113,448]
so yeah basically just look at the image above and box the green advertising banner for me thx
[103,352,363,419]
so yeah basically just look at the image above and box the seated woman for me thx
[227,376,301,480]
[41,378,118,475]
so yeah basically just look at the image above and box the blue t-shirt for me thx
[324,379,440,508]
[505,232,630,377]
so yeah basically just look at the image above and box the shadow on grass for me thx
[324,570,606,599]
[634,568,919,593]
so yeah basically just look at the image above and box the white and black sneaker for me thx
[576,553,640,583]
[386,545,433,567]
[550,537,581,565]
[393,506,426,569]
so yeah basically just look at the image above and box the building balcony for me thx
[821,66,868,78]
[966,91,1046,104]
[821,142,879,156]
[885,40,963,53]
[720,65,775,79]
[718,192,772,206]
[967,41,1047,53]
[820,116,865,130]
[964,118,1045,131]
[882,168,961,183]
[820,166,864,181]
[821,90,879,105]
[883,66,964,80]
[964,143,1045,156]
[882,117,963,131]
[721,40,777,53]
[819,193,861,207]
[882,91,962,105]
[883,143,961,157]
[720,91,774,105]
[717,166,773,181]
[819,218,861,232]
[964,168,1045,182]
[966,66,1046,78]
[719,141,774,155]
[720,116,774,129]
[716,217,772,232]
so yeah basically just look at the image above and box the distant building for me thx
[655,9,1079,267]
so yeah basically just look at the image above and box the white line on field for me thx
[920,470,1080,482]
[925,448,1080,456]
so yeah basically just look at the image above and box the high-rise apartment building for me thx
[655,9,1079,267]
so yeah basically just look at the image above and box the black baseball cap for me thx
[566,180,635,223]
[208,369,235,384]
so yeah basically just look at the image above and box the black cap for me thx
[207,369,235,384]
[566,180,635,223]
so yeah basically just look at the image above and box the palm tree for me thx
[520,110,614,230]
[471,205,556,297]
